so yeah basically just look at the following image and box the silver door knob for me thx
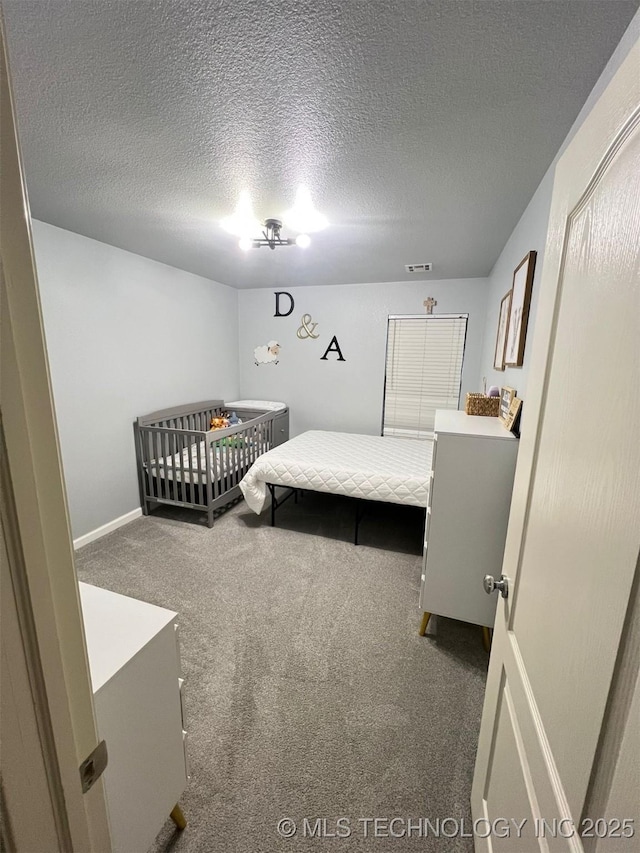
[483,574,509,599]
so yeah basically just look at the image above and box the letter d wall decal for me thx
[274,291,295,317]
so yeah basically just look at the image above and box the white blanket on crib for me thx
[239,430,432,513]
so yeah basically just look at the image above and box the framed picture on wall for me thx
[493,290,512,371]
[504,250,537,367]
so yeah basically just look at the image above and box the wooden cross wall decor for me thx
[424,297,437,314]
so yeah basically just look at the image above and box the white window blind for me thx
[382,315,467,439]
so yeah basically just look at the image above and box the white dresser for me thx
[419,410,518,631]
[80,583,188,853]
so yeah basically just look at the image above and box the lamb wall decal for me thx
[254,340,281,365]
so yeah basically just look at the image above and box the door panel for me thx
[511,124,640,815]
[472,35,640,849]
[484,686,536,851]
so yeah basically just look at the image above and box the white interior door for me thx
[1,19,112,852]
[472,37,640,851]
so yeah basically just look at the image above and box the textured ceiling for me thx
[3,1,638,288]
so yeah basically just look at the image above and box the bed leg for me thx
[354,500,364,545]
[207,508,214,529]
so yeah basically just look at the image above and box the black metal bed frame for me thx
[266,484,367,545]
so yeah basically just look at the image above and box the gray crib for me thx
[134,400,289,527]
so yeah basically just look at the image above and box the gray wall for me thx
[32,221,239,539]
[479,10,640,417]
[238,279,489,437]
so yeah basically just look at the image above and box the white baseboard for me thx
[73,507,143,550]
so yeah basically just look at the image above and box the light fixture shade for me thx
[295,233,311,248]
[238,237,253,251]
[221,191,261,237]
[282,185,328,233]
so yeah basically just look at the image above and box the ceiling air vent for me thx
[405,263,432,273]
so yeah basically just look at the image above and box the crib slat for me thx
[207,434,215,507]
[154,431,162,500]
[175,430,182,501]
[164,430,171,501]
[232,434,239,487]
[219,435,225,496]
[209,433,215,494]
[238,426,244,477]
[242,424,248,475]
[246,424,251,474]
[188,432,195,503]
[187,433,194,504]
[204,433,212,503]
[179,429,186,503]
[174,430,183,503]
[224,437,232,491]
[193,435,207,505]
[145,430,155,499]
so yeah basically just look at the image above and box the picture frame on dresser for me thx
[493,290,512,371]
[504,396,523,432]
[504,250,537,367]
[499,386,516,424]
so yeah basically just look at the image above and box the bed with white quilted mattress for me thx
[239,430,432,513]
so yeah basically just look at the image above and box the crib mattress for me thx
[225,399,287,412]
[149,439,243,485]
[239,430,432,513]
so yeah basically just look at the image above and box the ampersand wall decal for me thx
[296,314,320,340]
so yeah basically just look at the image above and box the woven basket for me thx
[465,393,500,417]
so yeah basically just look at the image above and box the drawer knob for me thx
[483,574,509,599]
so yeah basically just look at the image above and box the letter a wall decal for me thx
[320,336,346,362]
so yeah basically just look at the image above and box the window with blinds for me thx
[382,315,467,439]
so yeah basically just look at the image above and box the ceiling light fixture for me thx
[240,218,310,251]
[221,187,326,250]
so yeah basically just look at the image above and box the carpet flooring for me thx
[75,493,489,852]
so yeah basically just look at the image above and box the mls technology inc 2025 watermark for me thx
[276,816,636,841]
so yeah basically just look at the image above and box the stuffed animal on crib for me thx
[210,416,230,430]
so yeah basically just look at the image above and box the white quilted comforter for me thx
[239,430,432,513]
